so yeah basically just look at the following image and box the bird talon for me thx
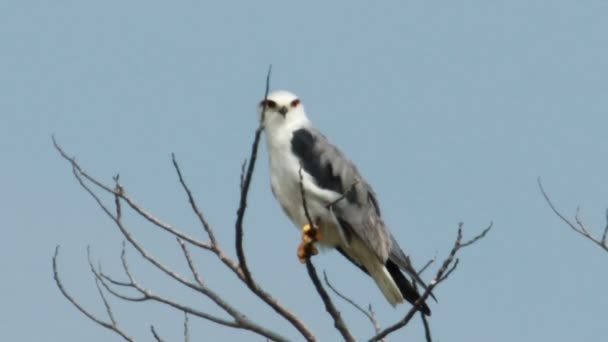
[297,241,318,263]
[302,223,322,242]
[298,223,320,263]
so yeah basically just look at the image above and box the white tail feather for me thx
[369,264,404,306]
[337,238,405,306]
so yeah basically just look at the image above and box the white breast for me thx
[266,128,308,227]
[265,125,345,247]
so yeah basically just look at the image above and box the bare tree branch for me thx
[56,149,291,340]
[116,243,245,329]
[88,248,117,326]
[150,325,164,342]
[175,236,284,341]
[323,271,382,336]
[183,312,190,342]
[538,178,608,252]
[172,153,217,247]
[459,223,492,248]
[421,313,432,342]
[305,261,355,342]
[52,246,135,342]
[418,257,436,275]
[52,136,214,253]
[176,160,316,341]
[235,65,272,284]
[114,180,290,340]
[56,145,314,340]
[369,222,492,341]
[602,209,608,247]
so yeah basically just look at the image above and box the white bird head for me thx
[258,90,310,132]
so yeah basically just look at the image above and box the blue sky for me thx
[2,1,607,341]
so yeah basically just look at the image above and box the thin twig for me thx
[240,160,247,191]
[53,136,214,252]
[150,326,164,342]
[177,238,206,287]
[368,305,382,341]
[323,271,381,335]
[235,65,272,284]
[184,312,190,342]
[602,209,608,246]
[418,257,436,275]
[176,238,273,335]
[438,259,460,283]
[94,278,116,325]
[538,178,608,252]
[172,153,217,246]
[83,167,289,341]
[575,207,591,235]
[89,254,119,327]
[169,153,246,279]
[421,313,432,342]
[222,68,317,341]
[459,223,492,248]
[305,262,355,342]
[52,246,134,342]
[117,242,242,329]
[95,270,146,302]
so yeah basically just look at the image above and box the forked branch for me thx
[538,178,608,253]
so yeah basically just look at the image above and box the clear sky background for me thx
[2,1,607,341]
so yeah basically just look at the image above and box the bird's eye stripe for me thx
[291,99,300,107]
[260,99,277,108]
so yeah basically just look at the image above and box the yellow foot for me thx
[297,223,322,263]
[302,223,322,242]
[297,242,318,263]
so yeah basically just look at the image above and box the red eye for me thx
[260,99,277,108]
[290,99,300,107]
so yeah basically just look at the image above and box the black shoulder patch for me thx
[291,128,343,193]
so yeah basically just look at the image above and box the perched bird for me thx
[260,90,431,315]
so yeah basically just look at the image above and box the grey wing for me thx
[292,127,431,291]
[291,127,393,261]
[341,185,431,293]
[389,235,433,291]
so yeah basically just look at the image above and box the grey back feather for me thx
[293,127,394,261]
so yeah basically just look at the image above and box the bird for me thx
[259,90,431,315]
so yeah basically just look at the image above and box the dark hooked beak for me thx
[278,106,288,116]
